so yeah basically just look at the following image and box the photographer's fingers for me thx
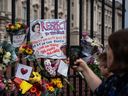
[74,58,83,65]
[73,58,87,70]
[72,58,82,69]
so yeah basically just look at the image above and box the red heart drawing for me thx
[21,68,28,75]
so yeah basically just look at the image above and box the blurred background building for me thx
[0,0,123,45]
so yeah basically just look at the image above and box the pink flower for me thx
[0,81,5,91]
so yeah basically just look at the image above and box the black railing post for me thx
[41,0,45,19]
[11,0,15,76]
[112,0,115,32]
[12,0,15,24]
[73,71,77,96]
[40,0,45,71]
[79,0,83,96]
[27,0,30,29]
[67,0,70,95]
[67,0,70,58]
[26,0,30,42]
[11,0,15,43]
[26,0,30,66]
[11,0,15,96]
[122,0,125,29]
[79,0,83,45]
[101,0,105,45]
[90,0,94,38]
[55,0,58,18]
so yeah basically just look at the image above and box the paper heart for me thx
[21,68,28,74]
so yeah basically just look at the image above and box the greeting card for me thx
[57,60,69,77]
[15,64,32,80]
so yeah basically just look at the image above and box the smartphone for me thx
[70,46,82,66]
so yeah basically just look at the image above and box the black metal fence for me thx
[9,0,126,96]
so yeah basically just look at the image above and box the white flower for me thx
[3,52,11,64]
[91,38,103,47]
[4,52,11,59]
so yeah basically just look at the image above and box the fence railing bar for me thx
[12,0,15,24]
[90,0,94,38]
[67,0,71,95]
[19,54,23,63]
[26,0,30,27]
[11,0,15,44]
[11,0,15,76]
[66,0,70,57]
[79,0,83,95]
[112,0,115,32]
[26,0,30,42]
[101,0,105,45]
[11,0,16,95]
[26,0,30,66]
[73,71,76,96]
[55,0,58,19]
[40,0,45,69]
[84,80,88,96]
[79,0,83,45]
[122,0,125,29]
[41,0,45,19]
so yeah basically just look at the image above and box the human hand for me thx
[72,58,87,72]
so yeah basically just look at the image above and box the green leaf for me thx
[69,83,75,91]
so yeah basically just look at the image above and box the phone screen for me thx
[70,46,82,66]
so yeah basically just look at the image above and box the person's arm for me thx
[73,58,102,92]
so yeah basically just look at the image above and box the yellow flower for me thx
[47,86,55,92]
[51,79,57,85]
[25,48,33,55]
[51,78,63,88]
[57,82,63,89]
[10,25,15,30]
[19,47,25,53]
[16,23,21,29]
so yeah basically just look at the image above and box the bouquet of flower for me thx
[0,41,18,93]
[81,32,103,65]
[19,43,33,55]
[5,22,27,35]
[43,78,63,95]
[13,71,63,96]
[0,41,18,65]
[81,32,103,77]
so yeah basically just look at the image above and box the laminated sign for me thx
[30,19,66,59]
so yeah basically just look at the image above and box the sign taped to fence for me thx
[30,19,66,59]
